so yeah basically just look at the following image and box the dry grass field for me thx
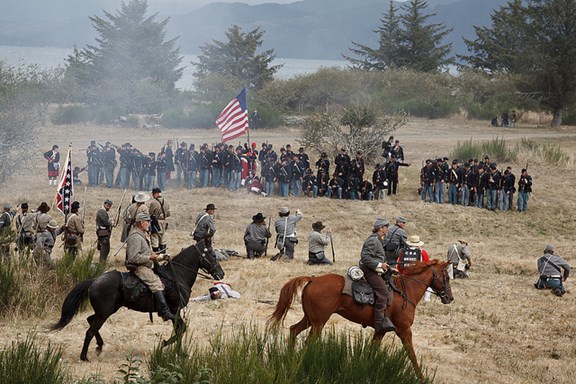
[1,116,575,383]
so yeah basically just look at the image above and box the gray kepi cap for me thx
[374,218,389,230]
[135,212,151,222]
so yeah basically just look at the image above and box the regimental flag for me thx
[55,147,74,216]
[216,88,249,142]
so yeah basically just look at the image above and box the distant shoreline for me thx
[0,45,347,90]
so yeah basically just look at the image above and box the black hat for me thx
[152,187,161,194]
[21,202,29,209]
[443,156,449,161]
[205,203,217,211]
[37,202,50,213]
[521,168,527,173]
[452,159,458,164]
[148,152,155,157]
[436,158,442,162]
[71,201,80,210]
[298,147,305,152]
[252,212,266,222]
[90,140,96,145]
[105,141,111,146]
[52,144,59,150]
[104,199,113,206]
[208,286,219,293]
[312,221,325,231]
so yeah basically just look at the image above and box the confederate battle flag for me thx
[55,147,74,216]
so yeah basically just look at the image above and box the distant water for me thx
[0,45,347,90]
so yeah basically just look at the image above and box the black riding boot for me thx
[379,314,395,333]
[153,291,175,321]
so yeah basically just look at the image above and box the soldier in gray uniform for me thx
[34,202,52,234]
[383,216,409,263]
[125,212,175,321]
[447,240,472,278]
[0,203,14,257]
[33,219,62,266]
[535,244,570,297]
[121,192,150,242]
[95,199,113,262]
[243,212,272,259]
[272,207,303,261]
[307,221,332,265]
[192,203,217,246]
[359,218,395,333]
[15,202,36,254]
[148,188,170,253]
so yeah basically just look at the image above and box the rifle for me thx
[330,232,335,263]
[113,189,128,228]
[81,187,87,225]
[264,215,271,257]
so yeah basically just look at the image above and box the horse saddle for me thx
[120,272,150,302]
[342,274,392,306]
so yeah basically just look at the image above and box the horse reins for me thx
[165,244,217,317]
[394,265,451,309]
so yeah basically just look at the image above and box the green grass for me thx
[451,137,517,164]
[145,326,431,384]
[0,333,68,384]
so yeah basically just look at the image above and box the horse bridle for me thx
[169,243,218,280]
[395,264,452,308]
[429,265,452,302]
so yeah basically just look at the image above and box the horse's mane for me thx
[399,259,442,276]
[170,245,196,263]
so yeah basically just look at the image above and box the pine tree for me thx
[193,25,282,90]
[397,0,453,72]
[64,0,183,112]
[345,0,453,72]
[345,2,402,70]
[463,0,576,127]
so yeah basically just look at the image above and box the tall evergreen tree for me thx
[194,25,282,90]
[397,0,453,72]
[463,0,576,127]
[345,0,453,72]
[64,0,183,112]
[345,2,402,71]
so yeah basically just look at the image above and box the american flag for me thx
[216,88,249,142]
[55,147,74,216]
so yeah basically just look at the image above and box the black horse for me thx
[51,243,225,361]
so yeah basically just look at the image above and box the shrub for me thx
[451,137,517,165]
[0,333,68,384]
[54,248,107,285]
[51,104,90,125]
[146,326,429,383]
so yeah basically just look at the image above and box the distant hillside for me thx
[0,0,508,60]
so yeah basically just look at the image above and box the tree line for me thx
[2,0,576,180]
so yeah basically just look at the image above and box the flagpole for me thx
[245,85,251,147]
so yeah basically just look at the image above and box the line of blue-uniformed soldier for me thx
[79,139,410,200]
[419,155,533,211]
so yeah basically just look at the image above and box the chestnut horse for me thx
[269,260,453,382]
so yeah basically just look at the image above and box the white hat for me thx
[406,235,424,247]
[134,192,150,203]
[279,207,290,214]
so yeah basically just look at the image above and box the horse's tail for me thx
[268,276,313,328]
[50,279,95,331]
